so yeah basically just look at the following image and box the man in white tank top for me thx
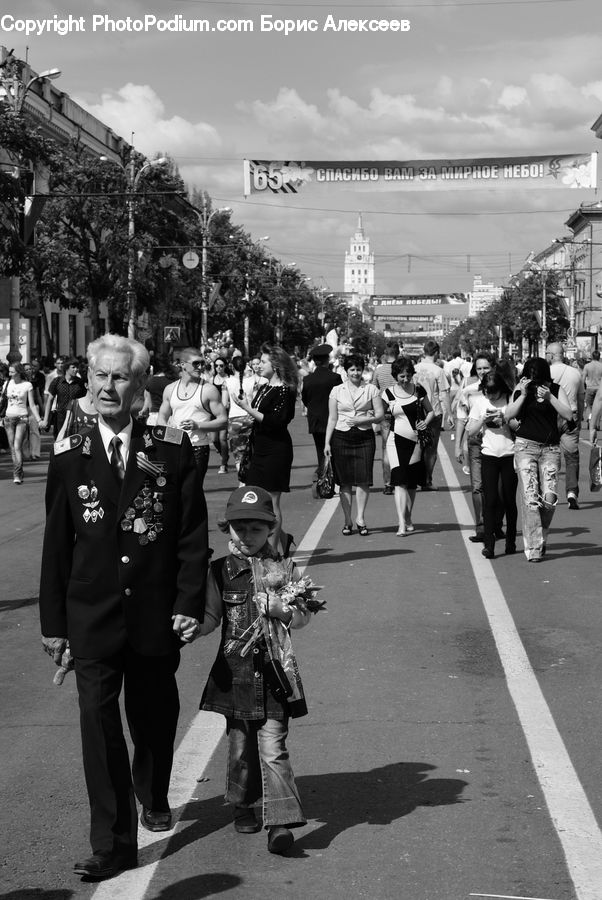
[158,348,227,485]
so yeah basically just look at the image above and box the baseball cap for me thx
[225,486,276,523]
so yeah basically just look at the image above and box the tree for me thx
[0,106,57,275]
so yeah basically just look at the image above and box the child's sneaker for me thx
[218,465,228,475]
[233,806,260,834]
[267,826,294,854]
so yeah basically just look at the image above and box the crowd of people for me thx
[1,329,601,881]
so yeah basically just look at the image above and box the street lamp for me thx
[0,53,61,358]
[242,235,270,355]
[100,155,168,339]
[524,252,550,355]
[189,199,232,346]
[0,53,61,114]
[268,261,296,344]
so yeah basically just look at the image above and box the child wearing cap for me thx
[199,486,311,854]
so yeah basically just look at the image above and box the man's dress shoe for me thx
[73,848,137,880]
[140,807,172,832]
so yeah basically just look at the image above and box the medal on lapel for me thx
[78,482,104,523]
[136,451,168,488]
[120,477,165,544]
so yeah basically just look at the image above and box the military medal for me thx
[120,477,165,545]
[78,480,104,523]
[136,451,167,487]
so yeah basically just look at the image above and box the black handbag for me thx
[237,425,254,483]
[0,382,8,418]
[263,657,293,703]
[415,396,433,448]
[316,459,335,499]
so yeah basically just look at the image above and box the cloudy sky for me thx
[4,0,602,295]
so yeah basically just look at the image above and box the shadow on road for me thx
[146,873,242,899]
[161,761,467,862]
[0,891,74,900]
[294,761,468,854]
[0,596,38,613]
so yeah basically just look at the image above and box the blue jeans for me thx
[225,717,306,828]
[559,425,579,498]
[467,436,483,530]
[514,438,561,560]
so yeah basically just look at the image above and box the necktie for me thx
[109,436,125,482]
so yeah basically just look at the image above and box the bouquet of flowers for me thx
[260,560,326,616]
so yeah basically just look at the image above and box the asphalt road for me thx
[1,413,602,900]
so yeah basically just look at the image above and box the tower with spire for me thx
[344,213,375,295]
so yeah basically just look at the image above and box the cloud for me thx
[499,86,528,110]
[77,83,222,158]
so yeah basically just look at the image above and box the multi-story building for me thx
[370,293,469,356]
[344,213,375,296]
[1,45,129,362]
[468,275,503,317]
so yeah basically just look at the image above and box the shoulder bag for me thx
[415,386,433,448]
[0,381,8,418]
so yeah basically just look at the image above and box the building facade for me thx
[344,213,375,296]
[468,275,503,317]
[370,293,469,357]
[1,45,129,362]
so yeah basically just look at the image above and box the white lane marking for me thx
[439,441,602,900]
[293,495,340,576]
[91,712,224,900]
[470,894,560,900]
[92,497,340,899]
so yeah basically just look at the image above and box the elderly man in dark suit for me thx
[39,334,208,881]
[301,344,342,483]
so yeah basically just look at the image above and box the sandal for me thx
[356,522,369,536]
[342,525,354,536]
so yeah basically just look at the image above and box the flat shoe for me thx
[267,826,294,855]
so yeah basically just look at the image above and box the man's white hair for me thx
[87,334,150,381]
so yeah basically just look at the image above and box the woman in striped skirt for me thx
[324,355,384,536]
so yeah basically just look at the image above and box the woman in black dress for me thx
[235,344,298,556]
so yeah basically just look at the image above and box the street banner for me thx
[243,152,597,196]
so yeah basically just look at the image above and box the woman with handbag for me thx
[1,363,43,485]
[381,357,434,536]
[505,356,573,562]
[235,345,298,556]
[324,354,384,536]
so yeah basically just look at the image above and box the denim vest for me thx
[200,555,307,720]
